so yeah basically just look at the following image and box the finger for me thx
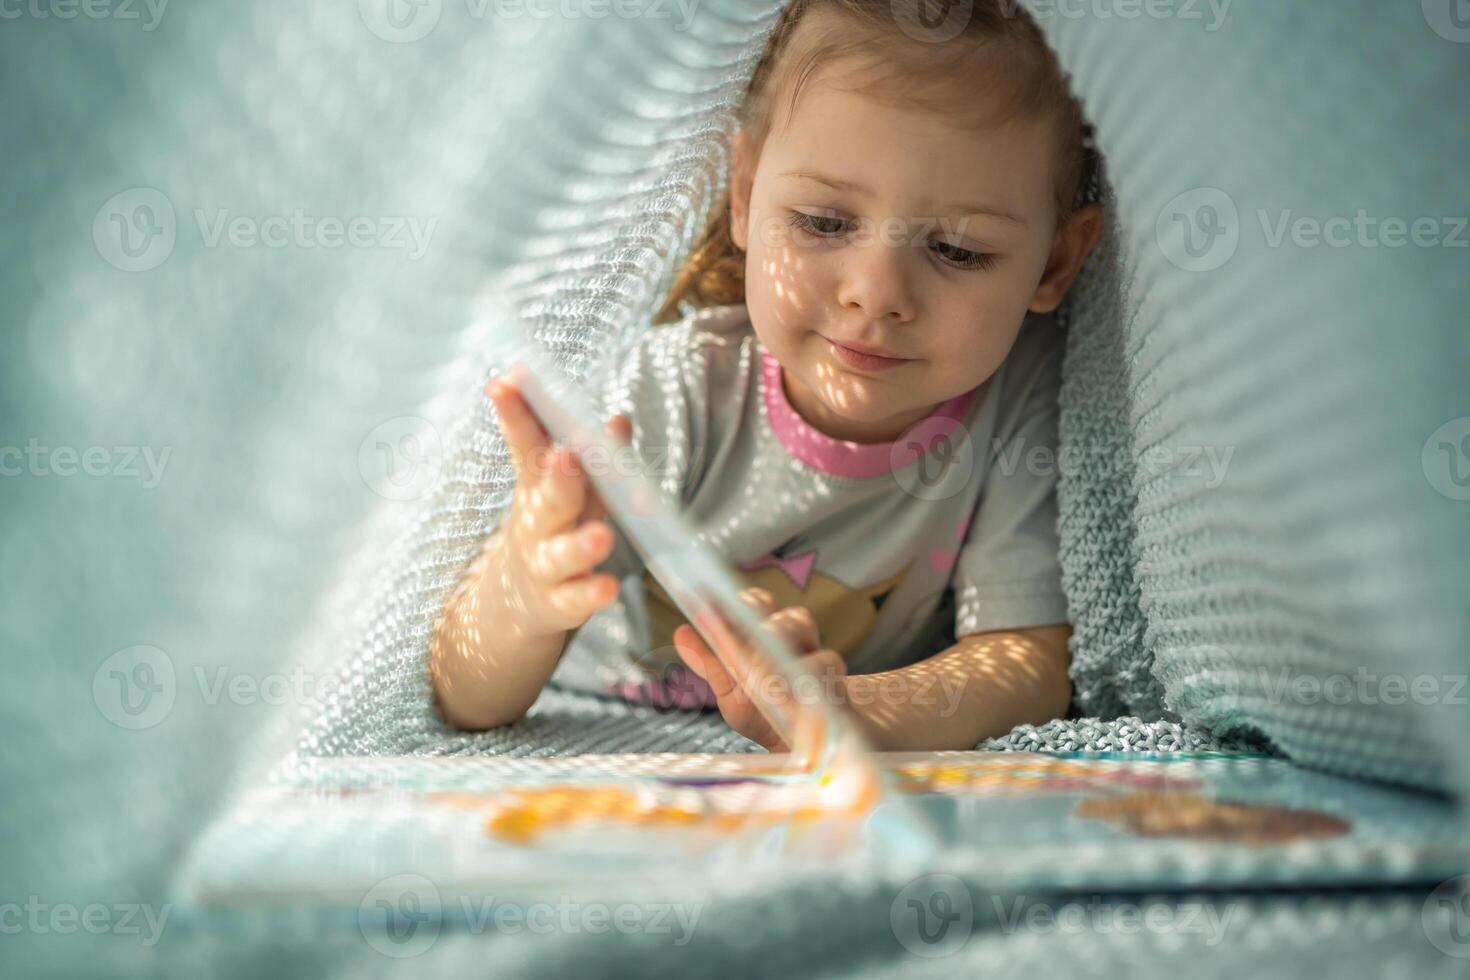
[576,414,633,527]
[486,370,591,536]
[525,521,615,585]
[606,413,632,445]
[712,665,787,751]
[739,587,778,618]
[544,573,620,623]
[579,490,607,528]
[671,626,710,681]
[486,371,550,478]
[799,648,848,675]
[797,650,848,694]
[673,624,737,699]
[763,605,821,654]
[691,606,793,728]
[692,606,759,692]
[522,447,591,536]
[679,621,791,752]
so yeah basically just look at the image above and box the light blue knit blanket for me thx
[295,2,1468,802]
[4,2,1467,978]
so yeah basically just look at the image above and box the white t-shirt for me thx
[548,302,1070,705]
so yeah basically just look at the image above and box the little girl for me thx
[431,0,1105,752]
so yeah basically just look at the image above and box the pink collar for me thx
[761,350,979,479]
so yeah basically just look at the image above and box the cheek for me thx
[925,300,1027,375]
[745,239,829,329]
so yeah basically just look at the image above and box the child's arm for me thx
[671,590,1071,753]
[430,377,630,731]
[840,625,1072,752]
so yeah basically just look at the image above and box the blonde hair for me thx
[652,0,1099,325]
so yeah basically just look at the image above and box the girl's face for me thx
[729,68,1101,443]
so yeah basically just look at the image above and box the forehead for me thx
[763,78,1057,216]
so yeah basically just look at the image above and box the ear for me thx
[727,127,756,252]
[1028,202,1105,314]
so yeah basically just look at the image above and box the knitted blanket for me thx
[292,0,1469,804]
[4,1,1466,978]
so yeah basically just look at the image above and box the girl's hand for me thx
[672,587,849,753]
[484,371,633,639]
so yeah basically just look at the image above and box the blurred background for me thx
[2,1,1468,977]
[1,2,702,973]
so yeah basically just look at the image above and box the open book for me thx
[174,319,1467,923]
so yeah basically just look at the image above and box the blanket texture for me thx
[292,0,1469,805]
[4,1,1467,978]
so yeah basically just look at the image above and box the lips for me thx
[825,337,910,372]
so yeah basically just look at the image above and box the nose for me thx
[835,231,916,324]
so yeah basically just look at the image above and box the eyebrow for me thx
[780,169,1027,226]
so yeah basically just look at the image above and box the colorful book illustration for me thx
[177,752,1466,909]
[173,321,1467,912]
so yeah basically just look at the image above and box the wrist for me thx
[836,674,892,752]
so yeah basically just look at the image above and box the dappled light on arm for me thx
[842,624,1072,752]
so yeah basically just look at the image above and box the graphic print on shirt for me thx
[636,531,915,671]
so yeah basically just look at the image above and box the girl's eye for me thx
[929,240,998,271]
[786,211,998,271]
[788,211,851,237]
